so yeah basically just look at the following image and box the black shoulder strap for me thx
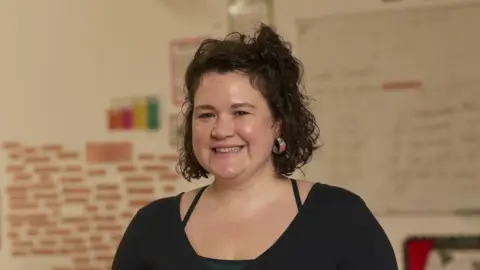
[291,179,302,211]
[182,185,208,227]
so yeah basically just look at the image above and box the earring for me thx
[272,137,286,154]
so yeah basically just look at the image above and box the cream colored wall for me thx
[1,0,479,269]
[275,1,480,269]
[0,1,222,269]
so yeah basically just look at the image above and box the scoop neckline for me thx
[174,182,321,267]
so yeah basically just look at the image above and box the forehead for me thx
[194,72,267,107]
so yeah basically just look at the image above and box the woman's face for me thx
[192,72,279,181]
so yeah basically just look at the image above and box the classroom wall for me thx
[0,0,479,269]
[0,1,222,269]
[274,0,480,269]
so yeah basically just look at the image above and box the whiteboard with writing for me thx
[296,3,480,214]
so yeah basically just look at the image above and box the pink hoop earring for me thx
[272,137,286,154]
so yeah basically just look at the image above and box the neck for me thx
[207,166,287,209]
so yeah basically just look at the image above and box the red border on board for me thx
[403,234,480,270]
[169,36,209,106]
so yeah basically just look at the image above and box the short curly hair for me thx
[177,24,320,181]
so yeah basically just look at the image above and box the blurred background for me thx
[1,0,479,269]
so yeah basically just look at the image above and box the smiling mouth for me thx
[212,147,244,153]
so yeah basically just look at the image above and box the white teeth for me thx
[215,147,242,153]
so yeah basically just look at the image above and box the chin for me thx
[210,167,244,181]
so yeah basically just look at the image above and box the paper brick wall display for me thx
[107,96,160,131]
[0,140,182,270]
[86,142,132,164]
[404,235,480,270]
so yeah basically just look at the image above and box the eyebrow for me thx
[194,103,256,111]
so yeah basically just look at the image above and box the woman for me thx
[111,24,398,270]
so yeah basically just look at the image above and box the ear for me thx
[273,119,282,138]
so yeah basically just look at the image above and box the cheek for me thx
[236,117,260,136]
[237,123,255,137]
[192,123,209,149]
[237,118,275,144]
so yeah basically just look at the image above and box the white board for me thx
[296,3,480,215]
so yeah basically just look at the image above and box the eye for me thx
[234,111,249,116]
[198,113,215,118]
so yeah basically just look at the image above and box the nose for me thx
[211,114,234,139]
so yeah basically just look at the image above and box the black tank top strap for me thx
[290,179,302,211]
[183,180,301,227]
[182,185,208,227]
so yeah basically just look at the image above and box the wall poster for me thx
[169,37,208,106]
[404,235,480,270]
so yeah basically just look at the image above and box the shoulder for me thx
[131,185,209,225]
[305,181,367,208]
[139,194,179,216]
[113,194,186,259]
[303,183,398,269]
[302,181,374,222]
[179,185,209,219]
[126,193,181,232]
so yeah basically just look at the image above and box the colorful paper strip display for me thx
[107,96,160,131]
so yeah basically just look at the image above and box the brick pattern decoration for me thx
[1,141,182,270]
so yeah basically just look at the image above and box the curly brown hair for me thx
[176,24,320,181]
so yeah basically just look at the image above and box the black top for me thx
[181,179,303,270]
[111,182,399,270]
